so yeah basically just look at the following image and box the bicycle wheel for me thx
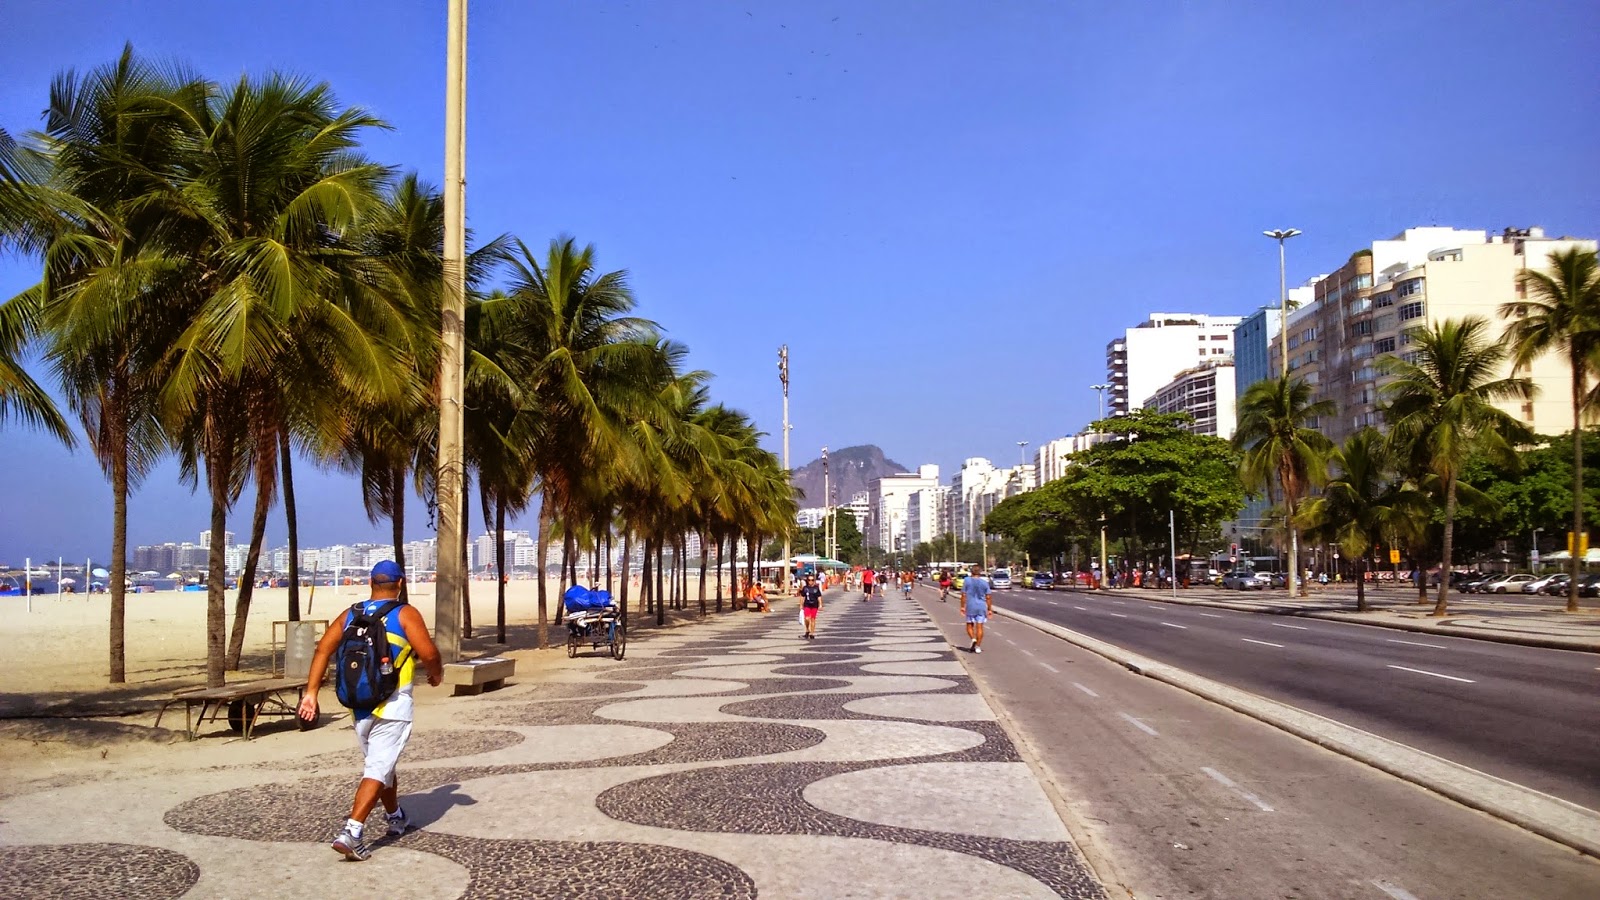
[567,632,580,658]
[610,622,627,660]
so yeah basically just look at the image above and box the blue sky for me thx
[2,0,1597,561]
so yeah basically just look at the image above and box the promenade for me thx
[0,589,1103,899]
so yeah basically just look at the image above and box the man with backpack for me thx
[297,560,443,861]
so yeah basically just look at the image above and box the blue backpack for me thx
[334,600,407,711]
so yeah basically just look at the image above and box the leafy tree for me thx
[1234,377,1334,597]
[1382,317,1533,616]
[1299,429,1425,610]
[1501,247,1600,611]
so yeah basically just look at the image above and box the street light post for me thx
[1090,383,1111,422]
[1264,228,1302,380]
[779,346,790,595]
[434,0,469,662]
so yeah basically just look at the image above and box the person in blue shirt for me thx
[299,560,443,861]
[962,565,993,653]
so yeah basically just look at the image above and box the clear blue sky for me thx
[2,0,1597,562]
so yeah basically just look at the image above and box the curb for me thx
[1062,588,1600,654]
[995,605,1600,862]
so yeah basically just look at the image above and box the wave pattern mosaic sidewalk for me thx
[0,591,1103,899]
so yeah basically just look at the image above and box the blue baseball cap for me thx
[370,560,405,583]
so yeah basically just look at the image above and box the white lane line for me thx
[1073,682,1099,698]
[1387,638,1449,650]
[1073,606,1088,611]
[1021,648,1035,657]
[1048,600,1060,606]
[1198,613,1225,618]
[1161,622,1188,629]
[1108,612,1129,618]
[1242,638,1285,648]
[1201,766,1275,812]
[1370,879,1421,900]
[1119,712,1159,736]
[1271,622,1310,630]
[1040,662,1060,674]
[1387,664,1475,684]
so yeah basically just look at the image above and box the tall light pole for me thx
[1090,383,1111,423]
[821,446,830,562]
[434,0,468,662]
[779,346,790,594]
[1264,229,1302,379]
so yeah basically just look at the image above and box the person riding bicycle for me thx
[938,570,952,602]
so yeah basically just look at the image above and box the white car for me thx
[1524,574,1563,593]
[990,568,1012,590]
[1482,573,1536,593]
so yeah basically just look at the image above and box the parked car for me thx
[1457,574,1495,593]
[1541,573,1573,595]
[1482,573,1537,594]
[1029,572,1054,590]
[990,568,1012,590]
[1221,570,1267,590]
[1264,571,1288,589]
[953,573,966,592]
[1580,574,1600,598]
[1524,573,1564,593]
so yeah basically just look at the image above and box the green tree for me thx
[1382,317,1533,616]
[1299,429,1425,611]
[1501,247,1600,612]
[1234,377,1334,597]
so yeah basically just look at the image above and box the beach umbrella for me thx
[92,567,109,579]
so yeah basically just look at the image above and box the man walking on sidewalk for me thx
[799,574,823,640]
[962,565,992,653]
[297,560,443,861]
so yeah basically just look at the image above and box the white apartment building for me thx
[949,458,1021,541]
[844,492,871,533]
[795,508,827,530]
[1106,313,1244,417]
[1034,432,1113,485]
[906,485,950,548]
[1145,360,1238,439]
[868,465,941,552]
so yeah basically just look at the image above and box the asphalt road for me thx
[994,584,1600,811]
[915,588,1600,899]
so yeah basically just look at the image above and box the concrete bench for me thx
[442,657,516,696]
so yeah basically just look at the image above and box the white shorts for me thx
[354,716,413,786]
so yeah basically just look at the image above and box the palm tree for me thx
[1233,376,1334,597]
[1501,247,1600,612]
[1382,317,1533,617]
[1298,429,1424,611]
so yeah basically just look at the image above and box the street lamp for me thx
[1090,383,1111,423]
[1263,228,1302,380]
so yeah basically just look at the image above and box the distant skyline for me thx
[3,0,1598,560]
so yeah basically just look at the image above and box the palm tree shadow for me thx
[398,781,477,831]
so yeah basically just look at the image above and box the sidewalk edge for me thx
[996,606,1600,861]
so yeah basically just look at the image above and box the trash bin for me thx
[281,620,324,680]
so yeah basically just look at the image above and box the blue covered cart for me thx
[564,586,626,660]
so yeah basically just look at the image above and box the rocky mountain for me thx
[790,445,907,507]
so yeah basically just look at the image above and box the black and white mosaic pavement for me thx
[0,591,1104,898]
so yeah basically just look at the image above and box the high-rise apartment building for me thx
[906,484,950,548]
[1272,226,1596,446]
[1146,361,1238,439]
[1106,313,1244,417]
[868,465,941,552]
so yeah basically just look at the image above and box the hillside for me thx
[790,445,907,507]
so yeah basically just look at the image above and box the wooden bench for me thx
[442,657,516,696]
[153,677,308,741]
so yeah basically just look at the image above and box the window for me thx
[1398,278,1424,297]
[1354,274,1373,289]
[1374,337,1396,353]
[1349,320,1372,337]
[1373,292,1395,308]
[1374,314,1395,333]
[1399,300,1424,321]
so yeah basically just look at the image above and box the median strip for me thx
[994,605,1600,860]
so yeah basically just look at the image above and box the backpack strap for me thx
[370,600,410,667]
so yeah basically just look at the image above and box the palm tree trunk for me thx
[605,528,614,594]
[461,479,472,639]
[1356,556,1368,612]
[108,413,129,684]
[618,530,632,627]
[641,535,654,616]
[699,534,709,616]
[391,467,408,603]
[281,432,301,621]
[496,495,507,644]
[1434,475,1458,617]
[656,542,667,626]
[715,532,724,610]
[535,502,551,649]
[204,425,231,689]
[226,457,274,670]
[555,526,572,627]
[1570,358,1585,614]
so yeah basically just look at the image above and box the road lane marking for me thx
[1198,613,1224,618]
[1118,712,1158,735]
[1387,664,1475,684]
[1020,648,1035,657]
[1161,622,1188,629]
[1386,638,1449,650]
[1242,638,1284,648]
[1370,880,1421,900]
[1108,612,1129,618]
[1201,767,1275,812]
[1073,682,1099,698]
[1271,622,1310,630]
[1040,662,1060,674]
[1048,599,1060,605]
[1073,606,1088,611]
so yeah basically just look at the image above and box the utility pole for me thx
[434,0,468,662]
[1265,227,1303,599]
[779,346,790,594]
[821,446,830,561]
[1091,383,1111,422]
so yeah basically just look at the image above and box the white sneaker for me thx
[332,825,371,861]
[974,645,982,654]
[385,807,411,837]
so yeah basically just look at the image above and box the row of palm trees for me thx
[0,48,796,686]
[1235,246,1600,616]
